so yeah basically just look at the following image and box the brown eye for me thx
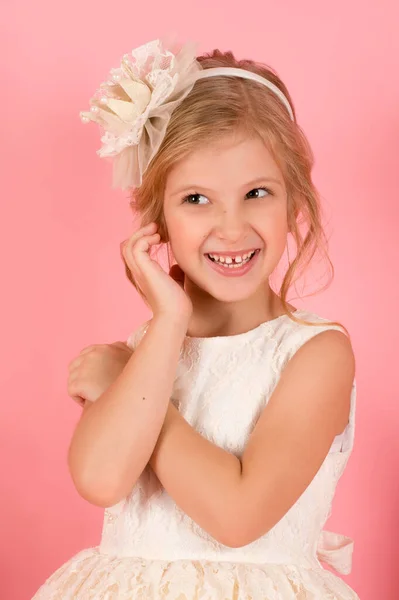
[183,193,208,205]
[246,187,272,198]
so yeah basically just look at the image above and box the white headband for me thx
[80,39,294,191]
[187,67,294,121]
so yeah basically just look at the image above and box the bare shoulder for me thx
[275,326,356,432]
[292,327,356,379]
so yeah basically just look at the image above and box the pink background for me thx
[2,1,398,599]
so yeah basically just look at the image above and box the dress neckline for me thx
[184,308,303,343]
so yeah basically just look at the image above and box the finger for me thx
[77,345,98,356]
[68,374,90,405]
[68,379,84,402]
[67,349,93,372]
[127,233,161,275]
[133,233,161,255]
[67,370,80,390]
[120,223,157,258]
[67,356,82,373]
[122,232,160,277]
[67,345,98,372]
[68,345,104,375]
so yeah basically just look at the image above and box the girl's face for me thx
[163,134,289,304]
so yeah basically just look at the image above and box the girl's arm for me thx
[68,315,187,508]
[149,329,355,548]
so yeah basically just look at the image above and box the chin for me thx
[200,279,265,303]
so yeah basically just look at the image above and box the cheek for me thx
[165,213,205,252]
[259,213,288,242]
[274,221,289,245]
[167,226,199,263]
[266,204,289,237]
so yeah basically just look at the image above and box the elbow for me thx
[69,470,126,508]
[76,481,122,508]
[217,512,269,549]
[67,448,127,508]
[218,528,259,549]
[212,513,247,549]
[216,482,275,548]
[218,530,250,549]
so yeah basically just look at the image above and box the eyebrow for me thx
[169,177,284,197]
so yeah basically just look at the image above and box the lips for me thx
[204,248,261,277]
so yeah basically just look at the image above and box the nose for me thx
[214,207,249,243]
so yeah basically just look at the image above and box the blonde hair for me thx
[123,49,349,337]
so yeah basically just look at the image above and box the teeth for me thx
[208,250,255,263]
[207,250,257,267]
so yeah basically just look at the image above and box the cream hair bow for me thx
[80,38,201,190]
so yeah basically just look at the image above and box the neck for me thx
[184,280,292,338]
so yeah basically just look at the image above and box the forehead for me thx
[165,134,283,192]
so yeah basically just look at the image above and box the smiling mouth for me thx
[206,249,259,266]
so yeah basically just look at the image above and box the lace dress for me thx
[32,308,358,599]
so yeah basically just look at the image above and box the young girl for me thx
[33,38,358,599]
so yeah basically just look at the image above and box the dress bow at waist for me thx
[316,529,354,575]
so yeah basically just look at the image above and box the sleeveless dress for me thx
[32,308,358,599]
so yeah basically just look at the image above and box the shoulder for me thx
[293,326,355,379]
[279,314,356,429]
[282,319,355,381]
[284,309,355,372]
[273,309,355,381]
[254,317,356,454]
[275,310,356,413]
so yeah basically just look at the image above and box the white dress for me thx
[32,308,358,599]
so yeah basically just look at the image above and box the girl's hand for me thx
[66,255,191,407]
[120,222,193,323]
[67,342,132,407]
